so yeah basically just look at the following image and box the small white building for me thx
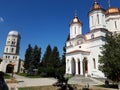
[0,30,22,73]
[66,1,120,78]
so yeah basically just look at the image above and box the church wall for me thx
[89,10,106,30]
[106,15,120,32]
[85,30,106,40]
[87,39,105,77]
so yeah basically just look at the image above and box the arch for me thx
[83,57,88,76]
[71,58,76,76]
[6,64,14,73]
[78,59,80,75]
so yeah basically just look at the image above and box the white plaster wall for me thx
[85,30,106,40]
[87,39,105,77]
[89,10,106,30]
[70,23,82,39]
[106,15,120,33]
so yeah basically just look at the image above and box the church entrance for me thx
[83,58,88,76]
[6,64,14,73]
[71,58,76,76]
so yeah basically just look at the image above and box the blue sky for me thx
[0,0,120,59]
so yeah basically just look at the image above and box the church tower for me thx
[70,14,82,39]
[105,0,120,33]
[1,30,21,73]
[88,0,106,31]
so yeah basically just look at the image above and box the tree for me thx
[99,34,120,82]
[33,45,41,69]
[24,44,32,70]
[41,45,52,67]
[49,46,60,68]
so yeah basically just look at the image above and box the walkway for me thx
[6,74,57,89]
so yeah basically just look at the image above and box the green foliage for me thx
[99,34,120,82]
[33,45,41,69]
[41,45,52,67]
[24,44,41,76]
[24,44,32,70]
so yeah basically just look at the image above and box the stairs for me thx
[68,76,104,85]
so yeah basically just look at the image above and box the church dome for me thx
[89,1,105,12]
[8,30,19,36]
[105,7,120,15]
[70,16,82,25]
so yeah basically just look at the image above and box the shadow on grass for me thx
[95,84,118,89]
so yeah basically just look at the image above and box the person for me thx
[0,71,9,90]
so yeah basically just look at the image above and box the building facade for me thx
[66,1,120,78]
[0,30,21,73]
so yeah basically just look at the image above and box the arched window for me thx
[6,48,8,52]
[11,48,14,52]
[115,21,117,29]
[74,27,76,34]
[91,16,93,25]
[97,14,99,24]
[93,58,96,69]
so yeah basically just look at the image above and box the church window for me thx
[6,48,8,52]
[115,21,117,29]
[6,56,7,59]
[93,58,96,69]
[91,16,93,25]
[11,48,14,52]
[97,14,99,24]
[74,27,76,34]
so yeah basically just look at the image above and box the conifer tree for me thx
[41,45,52,67]
[24,44,32,70]
[33,45,41,69]
[49,46,60,68]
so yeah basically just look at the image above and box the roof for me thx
[105,7,120,15]
[8,30,19,36]
[89,1,105,14]
[70,16,82,25]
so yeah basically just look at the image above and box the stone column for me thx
[80,60,83,75]
[75,60,78,75]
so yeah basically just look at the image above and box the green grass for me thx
[16,73,41,78]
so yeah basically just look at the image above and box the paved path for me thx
[6,74,57,89]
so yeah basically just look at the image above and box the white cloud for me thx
[0,17,4,22]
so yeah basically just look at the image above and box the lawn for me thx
[16,73,41,78]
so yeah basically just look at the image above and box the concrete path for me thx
[6,74,57,89]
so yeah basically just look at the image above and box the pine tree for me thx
[49,46,60,68]
[33,45,41,69]
[24,44,32,70]
[41,45,52,67]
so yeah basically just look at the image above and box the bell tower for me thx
[88,0,106,31]
[1,30,21,72]
[69,13,82,39]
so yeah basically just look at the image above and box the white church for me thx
[65,0,120,78]
[0,30,23,73]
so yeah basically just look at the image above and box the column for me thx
[75,60,78,75]
[80,60,83,75]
